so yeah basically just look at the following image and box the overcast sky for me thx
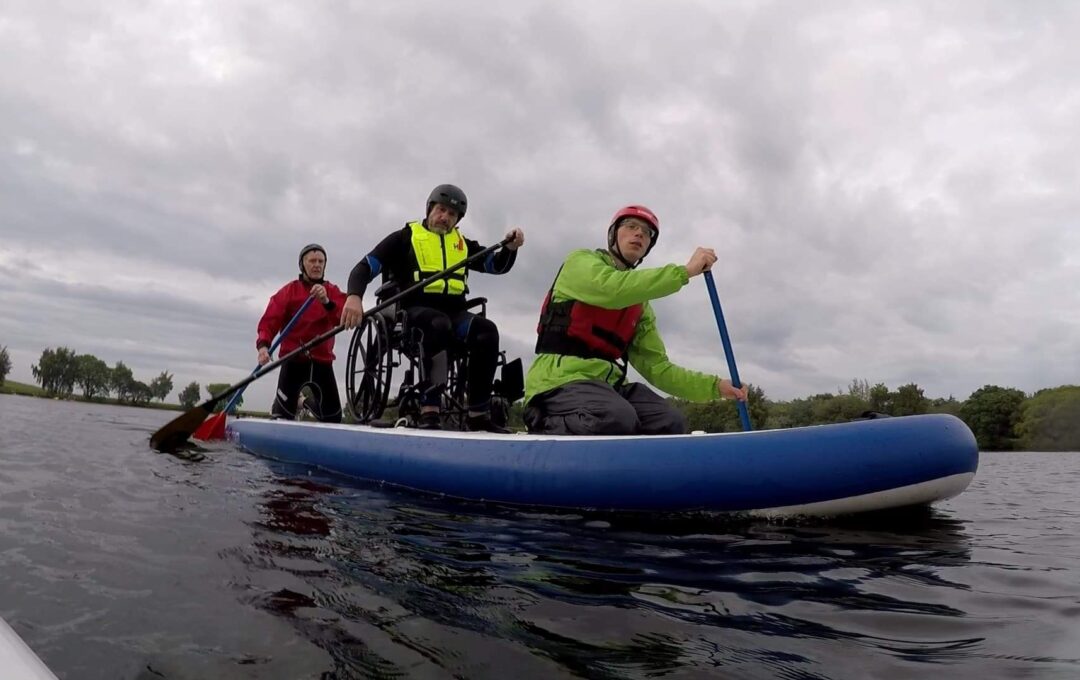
[2,0,1078,413]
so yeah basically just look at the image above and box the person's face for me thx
[302,251,325,279]
[615,217,655,264]
[427,202,461,233]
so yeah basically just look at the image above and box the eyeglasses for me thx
[621,221,656,240]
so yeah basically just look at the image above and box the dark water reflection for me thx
[1,395,1078,679]
[236,483,985,679]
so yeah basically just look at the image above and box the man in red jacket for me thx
[257,243,347,422]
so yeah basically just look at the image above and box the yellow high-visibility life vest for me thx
[409,221,468,295]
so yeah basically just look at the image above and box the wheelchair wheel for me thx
[344,314,392,423]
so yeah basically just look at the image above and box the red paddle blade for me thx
[192,412,228,441]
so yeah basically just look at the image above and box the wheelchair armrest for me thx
[374,281,400,301]
[463,297,488,312]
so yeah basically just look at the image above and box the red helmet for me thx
[608,204,659,267]
[609,205,659,235]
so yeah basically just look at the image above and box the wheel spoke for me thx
[344,315,392,422]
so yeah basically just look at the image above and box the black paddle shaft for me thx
[150,236,512,451]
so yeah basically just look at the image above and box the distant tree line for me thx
[671,379,1080,452]
[7,343,1077,450]
[26,346,174,405]
[176,381,243,412]
[14,345,242,412]
[0,345,11,387]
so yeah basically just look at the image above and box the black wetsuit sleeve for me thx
[465,237,517,275]
[347,229,409,297]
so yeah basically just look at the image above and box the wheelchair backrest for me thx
[373,281,401,325]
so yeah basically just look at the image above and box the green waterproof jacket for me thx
[524,248,721,405]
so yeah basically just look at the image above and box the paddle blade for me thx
[150,405,211,453]
[192,412,228,442]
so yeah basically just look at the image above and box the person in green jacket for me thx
[524,204,748,436]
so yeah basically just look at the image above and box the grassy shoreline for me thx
[3,378,1074,451]
[0,380,270,417]
[2,379,47,398]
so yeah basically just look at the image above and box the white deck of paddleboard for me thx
[0,617,58,680]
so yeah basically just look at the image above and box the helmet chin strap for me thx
[609,243,640,270]
[608,224,642,269]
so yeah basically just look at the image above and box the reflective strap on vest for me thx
[408,221,467,295]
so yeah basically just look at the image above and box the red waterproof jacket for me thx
[256,278,347,363]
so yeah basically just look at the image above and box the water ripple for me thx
[2,395,1079,679]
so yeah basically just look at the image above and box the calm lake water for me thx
[1,394,1078,679]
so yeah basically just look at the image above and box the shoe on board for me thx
[466,413,510,434]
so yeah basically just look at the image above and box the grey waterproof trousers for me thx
[524,379,686,436]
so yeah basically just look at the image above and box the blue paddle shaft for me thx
[704,271,752,432]
[222,295,316,413]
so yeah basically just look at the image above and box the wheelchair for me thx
[344,281,525,429]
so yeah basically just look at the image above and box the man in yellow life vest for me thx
[341,184,525,432]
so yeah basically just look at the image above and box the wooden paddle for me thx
[150,236,513,452]
[192,294,316,441]
[704,270,752,431]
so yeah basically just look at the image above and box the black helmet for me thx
[298,243,326,272]
[426,184,468,221]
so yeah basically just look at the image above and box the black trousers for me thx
[524,379,686,436]
[405,306,499,410]
[271,359,342,423]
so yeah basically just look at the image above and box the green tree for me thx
[110,362,135,402]
[847,378,871,402]
[960,385,1025,450]
[768,396,816,428]
[0,345,11,386]
[869,382,891,413]
[810,392,869,423]
[31,347,79,396]
[207,383,242,413]
[745,385,769,429]
[927,396,962,417]
[1015,386,1080,451]
[178,381,202,408]
[129,380,154,405]
[679,399,728,432]
[676,384,768,433]
[892,383,929,416]
[149,371,174,402]
[74,354,111,399]
[763,400,792,429]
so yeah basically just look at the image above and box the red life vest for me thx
[535,271,643,361]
